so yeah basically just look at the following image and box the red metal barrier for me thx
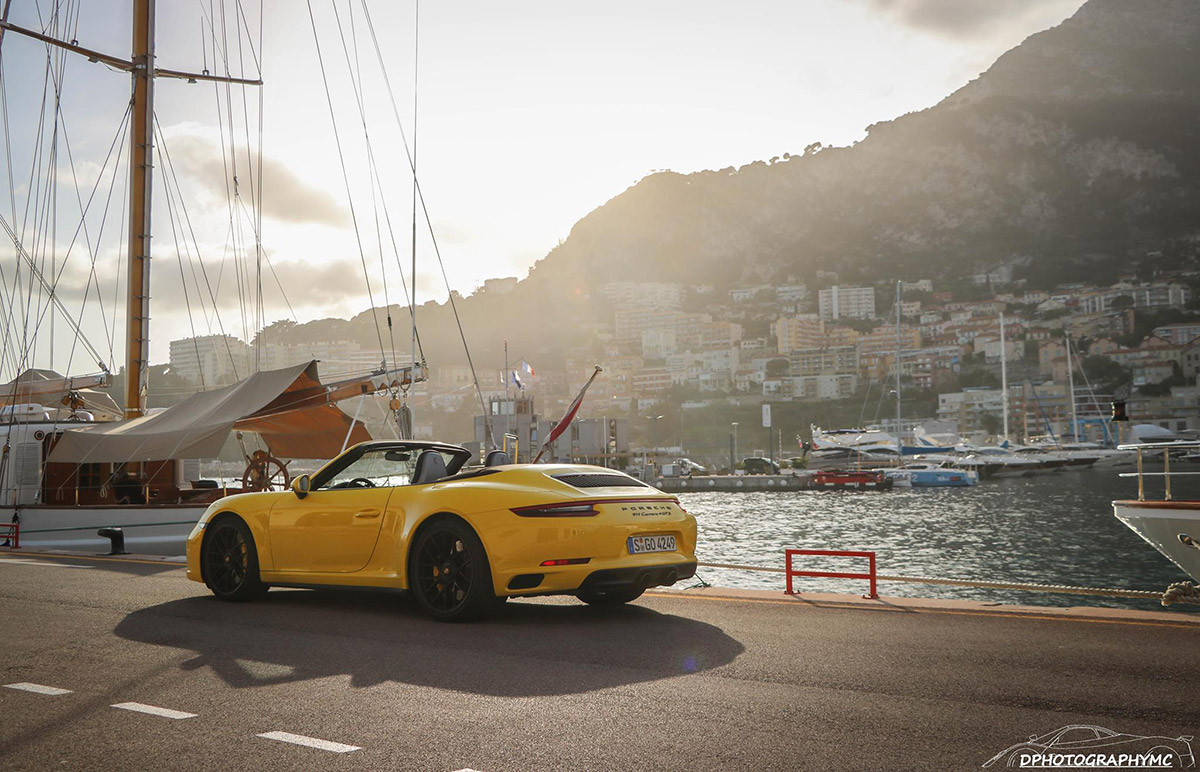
[0,522,18,549]
[785,548,877,599]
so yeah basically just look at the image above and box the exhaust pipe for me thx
[663,569,678,586]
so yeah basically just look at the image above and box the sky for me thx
[0,0,1085,376]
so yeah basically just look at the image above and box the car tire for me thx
[202,516,269,602]
[409,516,498,622]
[575,587,645,606]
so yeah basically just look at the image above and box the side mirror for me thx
[292,474,311,499]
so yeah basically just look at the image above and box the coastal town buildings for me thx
[164,272,1200,452]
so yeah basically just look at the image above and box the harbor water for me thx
[684,468,1200,613]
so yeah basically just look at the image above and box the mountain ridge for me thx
[520,0,1200,294]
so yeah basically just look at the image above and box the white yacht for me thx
[1113,441,1200,582]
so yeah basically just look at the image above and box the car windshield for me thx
[317,448,454,490]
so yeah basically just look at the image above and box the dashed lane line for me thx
[0,558,91,569]
[4,682,73,696]
[111,702,198,720]
[258,731,361,754]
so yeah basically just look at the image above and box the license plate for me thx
[628,534,676,554]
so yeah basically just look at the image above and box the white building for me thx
[1080,282,1191,314]
[169,335,250,387]
[482,277,518,295]
[730,285,770,303]
[599,281,686,309]
[818,286,876,321]
[641,328,678,359]
[259,340,404,379]
[776,284,809,303]
[791,373,858,400]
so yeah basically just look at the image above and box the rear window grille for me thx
[552,473,649,489]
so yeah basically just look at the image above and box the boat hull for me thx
[908,469,978,487]
[811,471,894,490]
[1113,499,1200,582]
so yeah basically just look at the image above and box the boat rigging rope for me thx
[328,1,403,388]
[1161,581,1200,606]
[154,115,243,376]
[358,0,494,447]
[305,0,389,365]
[18,96,132,379]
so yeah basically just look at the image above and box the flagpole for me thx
[533,365,603,463]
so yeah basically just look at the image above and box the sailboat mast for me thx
[1066,333,1078,441]
[125,0,155,418]
[1000,312,1009,442]
[895,281,901,455]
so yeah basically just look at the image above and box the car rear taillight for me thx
[511,502,599,517]
[539,558,591,566]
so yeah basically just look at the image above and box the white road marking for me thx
[111,702,197,720]
[0,558,90,569]
[5,682,73,696]
[257,731,361,754]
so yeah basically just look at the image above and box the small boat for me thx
[885,462,978,488]
[811,469,894,490]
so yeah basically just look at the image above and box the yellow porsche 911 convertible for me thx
[185,440,697,621]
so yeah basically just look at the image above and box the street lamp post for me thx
[731,421,739,472]
[643,414,664,478]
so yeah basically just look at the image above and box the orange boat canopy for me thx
[47,361,372,463]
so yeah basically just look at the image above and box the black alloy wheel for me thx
[576,586,645,606]
[203,517,268,602]
[409,517,497,622]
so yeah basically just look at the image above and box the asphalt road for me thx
[0,552,1197,771]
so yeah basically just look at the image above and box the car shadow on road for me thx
[113,588,746,697]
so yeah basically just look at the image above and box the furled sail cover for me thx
[0,368,122,420]
[48,361,372,463]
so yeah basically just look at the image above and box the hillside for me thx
[526,0,1200,289]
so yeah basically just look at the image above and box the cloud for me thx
[160,127,349,228]
[853,0,1083,39]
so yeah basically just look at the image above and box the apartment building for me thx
[791,373,858,400]
[1079,282,1190,313]
[772,314,823,354]
[168,334,250,387]
[788,345,859,377]
[614,309,711,348]
[701,320,743,350]
[1152,322,1200,345]
[598,281,686,309]
[937,387,1006,436]
[818,285,876,321]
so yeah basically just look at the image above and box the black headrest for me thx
[411,450,448,485]
[484,450,513,467]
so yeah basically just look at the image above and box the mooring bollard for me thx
[97,527,129,555]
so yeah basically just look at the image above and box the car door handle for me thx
[354,509,381,519]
